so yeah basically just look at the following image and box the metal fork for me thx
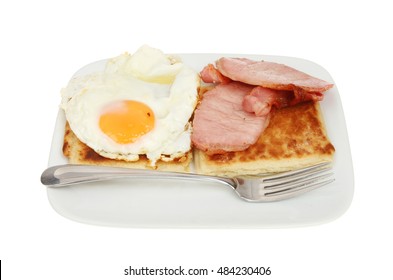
[41,162,334,202]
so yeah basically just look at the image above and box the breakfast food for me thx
[191,82,271,154]
[193,57,335,176]
[60,47,335,176]
[213,57,333,92]
[200,58,334,116]
[62,122,192,172]
[61,45,200,171]
[193,100,335,176]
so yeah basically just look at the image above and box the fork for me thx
[41,162,334,202]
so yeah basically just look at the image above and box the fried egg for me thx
[61,45,200,166]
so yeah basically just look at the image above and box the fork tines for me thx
[262,162,335,196]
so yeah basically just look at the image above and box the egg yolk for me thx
[99,100,155,144]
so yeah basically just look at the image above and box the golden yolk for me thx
[99,100,155,144]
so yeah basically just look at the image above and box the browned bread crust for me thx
[63,122,192,172]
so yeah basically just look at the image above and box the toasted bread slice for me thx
[63,122,192,172]
[193,101,335,176]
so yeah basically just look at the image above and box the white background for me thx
[1,0,392,279]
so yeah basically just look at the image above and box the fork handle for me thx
[41,164,237,188]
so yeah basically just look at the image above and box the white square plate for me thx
[46,53,354,228]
